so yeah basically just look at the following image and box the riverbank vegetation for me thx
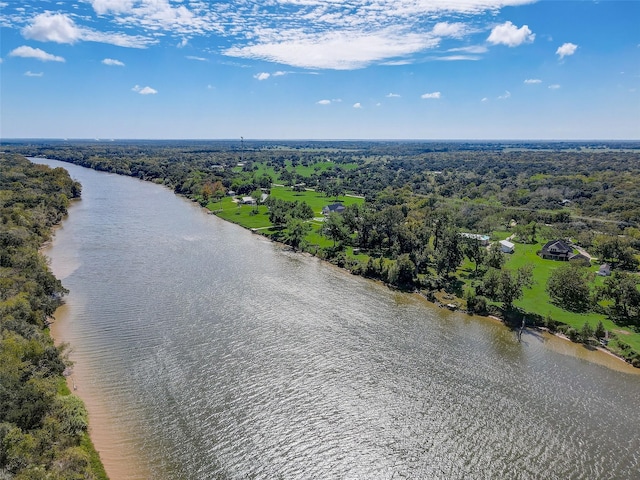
[0,154,107,479]
[4,139,639,367]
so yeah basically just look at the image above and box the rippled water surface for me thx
[35,158,640,480]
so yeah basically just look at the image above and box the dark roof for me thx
[323,203,345,213]
[541,239,572,254]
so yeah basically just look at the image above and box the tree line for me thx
[0,154,107,479]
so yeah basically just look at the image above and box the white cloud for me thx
[90,0,136,15]
[353,102,362,109]
[22,12,153,48]
[254,72,270,81]
[102,58,124,66]
[24,71,44,77]
[487,21,535,47]
[9,0,543,70]
[132,85,158,95]
[497,90,511,99]
[556,42,577,59]
[524,78,541,84]
[421,92,441,99]
[548,84,561,90]
[448,45,488,54]
[428,55,481,61]
[273,71,286,77]
[9,45,65,62]
[386,93,401,98]
[22,12,81,44]
[225,28,440,70]
[481,97,488,102]
[317,99,332,105]
[432,22,466,38]
[186,56,207,61]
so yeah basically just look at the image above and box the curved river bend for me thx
[35,159,640,480]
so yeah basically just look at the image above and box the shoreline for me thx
[43,226,152,480]
[241,215,639,373]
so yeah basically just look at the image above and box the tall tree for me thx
[283,217,311,251]
[546,263,593,312]
[322,212,350,247]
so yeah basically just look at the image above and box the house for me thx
[597,263,611,276]
[322,203,346,215]
[242,196,256,205]
[499,240,515,253]
[460,233,491,246]
[539,239,573,261]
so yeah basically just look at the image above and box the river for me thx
[34,158,640,480]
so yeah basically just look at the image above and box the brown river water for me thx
[34,158,640,480]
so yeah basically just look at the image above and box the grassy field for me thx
[208,186,364,235]
[502,240,640,353]
[269,186,364,216]
[238,160,358,183]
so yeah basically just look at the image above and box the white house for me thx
[499,240,515,253]
[460,233,491,246]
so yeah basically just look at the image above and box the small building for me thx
[539,239,572,261]
[499,240,515,253]
[322,203,346,215]
[460,233,491,246]
[597,263,611,276]
[242,196,256,205]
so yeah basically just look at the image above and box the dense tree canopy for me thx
[0,154,106,479]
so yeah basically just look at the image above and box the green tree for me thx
[434,226,463,277]
[322,212,350,247]
[594,320,606,340]
[496,266,535,311]
[283,218,311,251]
[387,254,416,288]
[601,272,640,322]
[463,237,486,274]
[580,321,594,344]
[546,263,593,312]
[485,242,506,269]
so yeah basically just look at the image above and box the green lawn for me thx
[503,240,640,353]
[269,185,364,216]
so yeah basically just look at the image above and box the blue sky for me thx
[1,0,638,140]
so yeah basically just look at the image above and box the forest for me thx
[2,140,639,369]
[0,154,107,479]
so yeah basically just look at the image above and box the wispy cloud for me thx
[6,1,543,70]
[556,42,577,59]
[102,58,125,66]
[524,78,541,84]
[353,102,362,109]
[421,92,441,99]
[548,84,561,90]
[24,71,43,77]
[497,90,511,99]
[9,45,65,62]
[487,21,535,47]
[386,93,401,98]
[428,55,481,61]
[317,99,332,105]
[186,56,207,61]
[22,12,154,48]
[132,85,158,95]
[254,72,270,81]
